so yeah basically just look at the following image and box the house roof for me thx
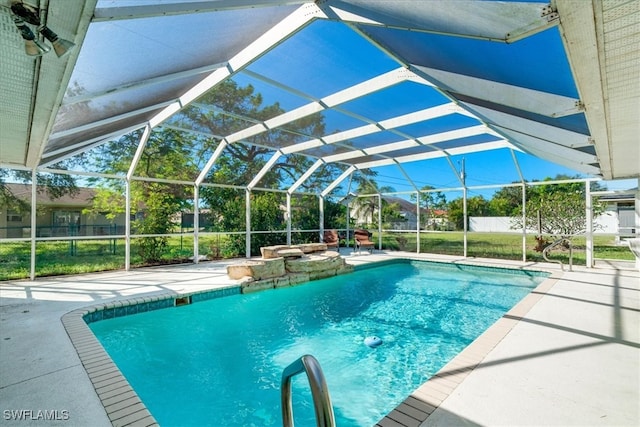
[382,195,447,215]
[1,0,638,192]
[597,187,638,202]
[4,183,95,207]
[383,196,422,214]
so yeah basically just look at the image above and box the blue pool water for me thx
[89,261,546,426]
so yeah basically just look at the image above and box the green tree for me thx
[84,80,348,258]
[87,129,198,262]
[488,185,523,216]
[134,183,193,262]
[447,195,491,230]
[182,80,337,190]
[181,81,343,256]
[382,201,405,227]
[323,198,347,230]
[411,185,448,229]
[510,175,606,243]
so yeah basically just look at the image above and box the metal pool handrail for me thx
[281,354,336,427]
[543,237,573,271]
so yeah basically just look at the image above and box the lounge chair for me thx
[354,229,375,254]
[323,229,340,251]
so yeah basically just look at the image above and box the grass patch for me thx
[0,232,634,281]
[0,234,236,281]
[376,232,634,265]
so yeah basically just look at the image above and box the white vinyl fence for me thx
[470,211,619,234]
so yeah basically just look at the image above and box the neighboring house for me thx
[597,188,637,239]
[384,196,422,230]
[350,196,450,230]
[0,183,126,239]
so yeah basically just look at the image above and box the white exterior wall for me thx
[468,217,513,233]
[470,212,619,234]
[594,210,618,234]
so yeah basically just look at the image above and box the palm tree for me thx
[351,179,394,226]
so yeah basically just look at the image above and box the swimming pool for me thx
[89,260,547,426]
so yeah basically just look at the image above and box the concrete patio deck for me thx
[0,251,638,426]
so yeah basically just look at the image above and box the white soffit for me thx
[413,65,583,118]
[497,127,598,167]
[465,103,592,148]
[92,0,309,21]
[556,0,640,179]
[326,0,554,41]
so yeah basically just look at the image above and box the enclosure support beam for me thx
[463,185,468,258]
[636,181,640,270]
[30,169,37,281]
[395,161,419,192]
[522,183,527,262]
[461,158,468,257]
[585,182,593,268]
[193,185,200,263]
[289,159,323,195]
[319,196,324,242]
[321,166,355,197]
[378,194,382,251]
[286,193,292,246]
[143,3,324,132]
[125,180,131,271]
[511,149,525,183]
[246,189,251,259]
[248,151,282,190]
[446,156,467,256]
[414,65,581,118]
[125,126,152,271]
[416,191,421,254]
[127,125,152,181]
[456,158,468,257]
[346,202,351,249]
[510,149,528,262]
[40,124,145,168]
[196,140,228,186]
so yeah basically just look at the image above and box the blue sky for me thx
[227,19,631,198]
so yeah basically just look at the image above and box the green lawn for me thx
[0,235,227,281]
[0,232,634,281]
[376,232,634,265]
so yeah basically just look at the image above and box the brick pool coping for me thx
[61,259,558,427]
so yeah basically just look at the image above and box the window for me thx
[7,211,22,222]
[52,210,81,226]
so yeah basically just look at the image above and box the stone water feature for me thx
[227,243,353,293]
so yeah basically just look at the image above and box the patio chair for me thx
[354,229,375,254]
[322,229,340,251]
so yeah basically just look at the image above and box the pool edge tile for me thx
[375,270,558,426]
[61,284,244,427]
[61,308,160,427]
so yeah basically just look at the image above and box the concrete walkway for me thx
[0,252,638,426]
[419,263,640,427]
